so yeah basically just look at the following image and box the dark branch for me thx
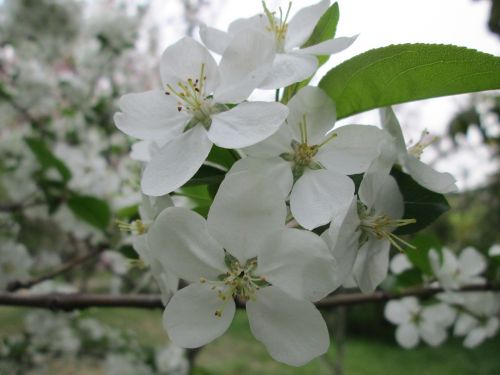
[1,284,498,311]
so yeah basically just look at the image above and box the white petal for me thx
[384,298,416,325]
[454,313,478,336]
[353,239,391,293]
[256,228,337,302]
[214,30,275,103]
[422,303,456,327]
[324,197,360,287]
[420,323,447,347]
[284,0,330,50]
[258,53,318,90]
[403,154,458,194]
[247,286,329,366]
[139,194,173,221]
[209,102,288,149]
[463,327,488,348]
[296,36,357,55]
[114,90,188,141]
[228,15,267,35]
[290,169,354,230]
[316,125,390,175]
[372,174,404,219]
[243,123,294,158]
[395,324,419,349]
[228,157,293,198]
[163,283,235,348]
[199,24,231,54]
[147,207,226,282]
[130,140,153,162]
[207,170,286,262]
[160,37,220,93]
[489,244,500,256]
[390,253,413,274]
[458,246,486,278]
[379,107,407,154]
[141,126,212,196]
[286,86,336,145]
[485,317,499,337]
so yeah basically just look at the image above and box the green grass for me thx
[1,307,499,375]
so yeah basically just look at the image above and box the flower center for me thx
[165,64,219,130]
[201,252,269,318]
[116,219,148,235]
[407,129,438,159]
[357,201,416,252]
[262,1,292,53]
[280,115,337,181]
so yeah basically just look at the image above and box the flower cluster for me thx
[385,245,500,349]
[113,0,462,366]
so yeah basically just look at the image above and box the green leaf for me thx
[391,168,450,235]
[67,195,111,231]
[394,268,424,288]
[319,44,500,120]
[25,137,72,182]
[185,164,226,186]
[281,2,340,103]
[206,145,239,170]
[406,234,442,275]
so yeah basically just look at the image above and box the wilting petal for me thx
[290,169,354,230]
[296,36,357,55]
[147,207,226,282]
[258,53,318,90]
[114,90,188,141]
[256,228,337,301]
[214,30,275,103]
[247,286,329,366]
[316,125,390,175]
[286,86,336,145]
[284,0,330,50]
[209,102,288,148]
[207,171,286,262]
[141,126,212,196]
[160,37,220,93]
[403,154,457,194]
[228,157,293,198]
[163,283,235,348]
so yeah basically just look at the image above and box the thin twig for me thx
[0,284,498,311]
[6,244,107,292]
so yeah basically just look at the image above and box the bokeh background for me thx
[0,0,499,374]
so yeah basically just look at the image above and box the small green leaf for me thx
[67,195,111,231]
[394,268,424,288]
[206,145,239,170]
[391,168,450,235]
[25,137,72,182]
[319,44,500,120]
[281,2,340,103]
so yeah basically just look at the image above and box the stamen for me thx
[299,115,308,144]
[317,131,338,148]
[408,129,438,159]
[116,219,148,235]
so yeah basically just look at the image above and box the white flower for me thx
[200,0,357,89]
[234,86,388,230]
[489,243,500,257]
[114,36,288,196]
[0,240,33,290]
[104,354,151,375]
[385,297,456,349]
[324,150,414,293]
[155,344,189,375]
[380,107,457,193]
[147,172,337,366]
[429,246,486,291]
[452,292,499,348]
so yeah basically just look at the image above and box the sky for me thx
[146,0,499,190]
